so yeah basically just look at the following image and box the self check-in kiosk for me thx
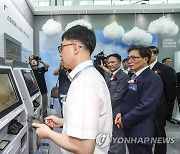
[13,68,42,154]
[0,66,29,154]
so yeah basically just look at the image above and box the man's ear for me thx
[73,44,80,55]
[144,57,149,63]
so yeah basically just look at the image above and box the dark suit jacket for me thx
[105,69,130,119]
[121,67,163,145]
[152,62,177,118]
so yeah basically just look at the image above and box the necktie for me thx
[109,73,113,81]
[110,73,113,78]
[131,73,137,80]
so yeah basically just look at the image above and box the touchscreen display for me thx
[0,74,18,112]
[21,71,38,96]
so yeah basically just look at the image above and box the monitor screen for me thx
[0,68,23,119]
[21,70,39,97]
[4,33,22,62]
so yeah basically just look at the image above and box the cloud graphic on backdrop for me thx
[122,27,153,45]
[103,21,125,40]
[65,19,92,31]
[42,19,62,36]
[148,16,179,36]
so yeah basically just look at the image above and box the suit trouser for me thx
[127,143,152,154]
[154,116,167,154]
[108,122,126,154]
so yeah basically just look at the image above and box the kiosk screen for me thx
[0,68,22,119]
[21,70,39,97]
[0,74,18,112]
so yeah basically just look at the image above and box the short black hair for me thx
[128,45,152,64]
[122,58,128,63]
[149,46,159,54]
[107,53,121,62]
[162,58,171,63]
[62,25,96,55]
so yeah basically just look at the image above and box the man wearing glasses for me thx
[33,25,113,154]
[115,45,163,154]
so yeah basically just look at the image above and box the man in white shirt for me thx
[33,25,112,154]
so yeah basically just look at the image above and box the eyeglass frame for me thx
[58,43,74,53]
[127,56,142,61]
[58,43,82,53]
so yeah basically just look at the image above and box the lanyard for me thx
[72,65,94,81]
[62,65,94,103]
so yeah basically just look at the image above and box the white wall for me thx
[0,0,33,58]
[174,51,180,72]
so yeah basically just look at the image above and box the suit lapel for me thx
[107,70,121,87]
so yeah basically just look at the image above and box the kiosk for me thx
[0,66,29,154]
[13,68,42,154]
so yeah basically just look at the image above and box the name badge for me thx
[110,80,118,85]
[128,84,137,91]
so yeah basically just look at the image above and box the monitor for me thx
[21,70,39,97]
[0,68,23,119]
[4,33,22,62]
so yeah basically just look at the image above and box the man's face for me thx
[128,49,148,72]
[150,52,157,64]
[59,39,75,69]
[163,59,172,68]
[30,59,38,66]
[122,61,129,69]
[107,56,121,72]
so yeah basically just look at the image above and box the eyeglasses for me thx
[58,43,74,53]
[127,56,142,61]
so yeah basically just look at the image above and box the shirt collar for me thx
[69,60,93,81]
[135,66,149,77]
[111,67,120,76]
[149,59,157,69]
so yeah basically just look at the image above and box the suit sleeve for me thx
[160,68,177,117]
[122,76,163,128]
[111,74,129,109]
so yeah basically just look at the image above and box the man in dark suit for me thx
[104,53,129,154]
[149,46,177,154]
[115,45,163,154]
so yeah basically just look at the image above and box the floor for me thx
[37,99,180,154]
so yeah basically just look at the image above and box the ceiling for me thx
[26,0,180,15]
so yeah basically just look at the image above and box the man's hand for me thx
[45,115,63,128]
[32,123,52,139]
[114,113,123,128]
